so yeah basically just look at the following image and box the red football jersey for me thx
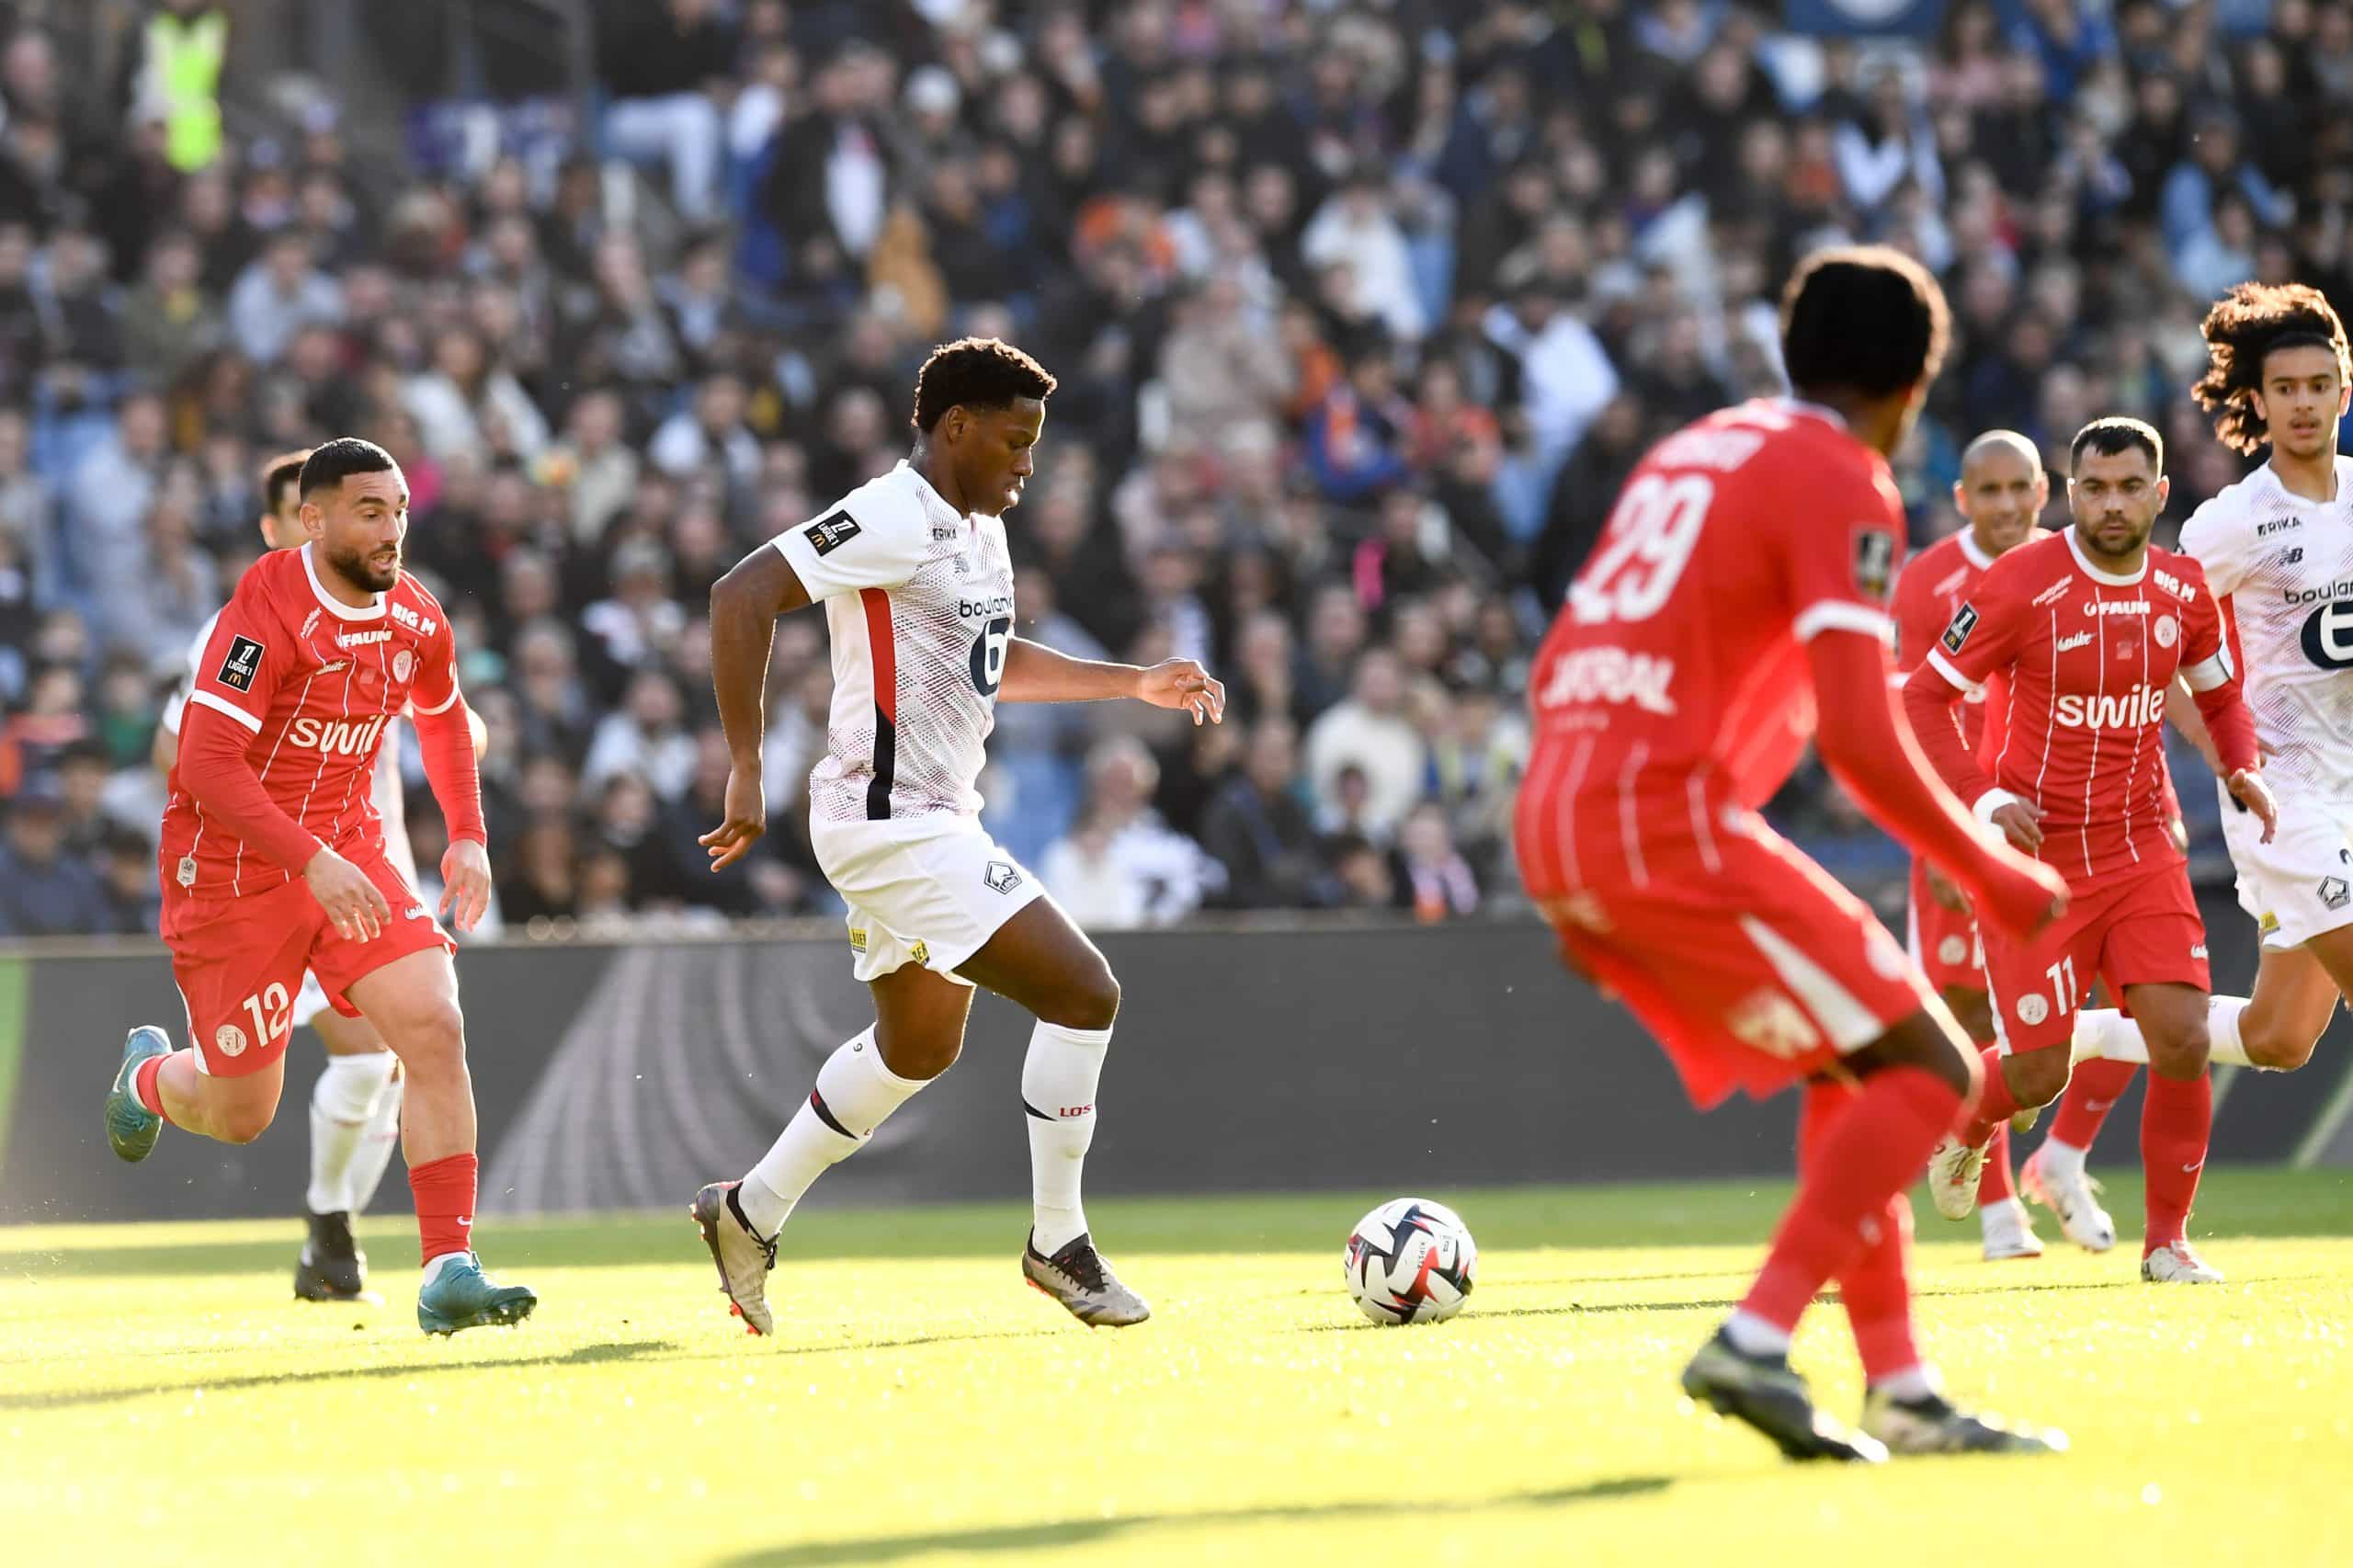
[160,544,460,899]
[1920,528,2227,892]
[1893,527,2019,755]
[1528,399,1906,818]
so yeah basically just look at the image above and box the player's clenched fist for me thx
[439,837,494,932]
[2227,767,2279,846]
[304,846,391,942]
[1137,658,1226,726]
[700,763,767,870]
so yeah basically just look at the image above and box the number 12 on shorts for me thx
[243,982,292,1047]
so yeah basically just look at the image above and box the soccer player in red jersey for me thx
[1515,246,2069,1460]
[102,438,535,1335]
[1892,432,2142,1260]
[1905,417,2279,1286]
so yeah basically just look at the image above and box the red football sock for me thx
[1977,1120,2015,1205]
[408,1152,478,1266]
[2052,1058,2138,1150]
[1741,1066,1961,1333]
[1959,1044,2018,1146]
[133,1052,174,1123]
[2140,1070,2211,1253]
[1796,1080,1924,1381]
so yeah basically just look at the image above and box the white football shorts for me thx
[812,812,1044,985]
[2218,777,2353,950]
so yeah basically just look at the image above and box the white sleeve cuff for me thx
[187,689,262,733]
[1972,789,2024,825]
[412,683,462,717]
[1792,599,1895,644]
[1924,648,1981,694]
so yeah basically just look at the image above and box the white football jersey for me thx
[2177,455,2353,801]
[770,460,1015,824]
[166,607,415,885]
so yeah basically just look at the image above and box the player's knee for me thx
[2244,1021,2318,1071]
[2145,1023,2210,1079]
[875,1026,961,1081]
[216,1100,277,1144]
[388,999,467,1076]
[1056,963,1120,1031]
[2007,1050,2070,1109]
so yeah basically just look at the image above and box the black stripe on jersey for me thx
[866,707,895,820]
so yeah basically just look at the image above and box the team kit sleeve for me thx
[1903,562,2029,812]
[176,582,324,874]
[409,613,487,846]
[159,611,222,738]
[1777,472,1905,648]
[1889,552,1940,673]
[2177,566,2260,776]
[768,490,931,599]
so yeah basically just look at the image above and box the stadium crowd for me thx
[0,0,2335,938]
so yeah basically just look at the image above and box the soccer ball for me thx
[1344,1198,1476,1324]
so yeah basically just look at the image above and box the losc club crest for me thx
[2321,876,2351,912]
[983,860,1023,895]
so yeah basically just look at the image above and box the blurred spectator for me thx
[1392,801,1481,923]
[0,779,108,937]
[1040,734,1224,929]
[1305,649,1428,843]
[226,229,343,366]
[1199,715,1334,909]
[600,0,734,223]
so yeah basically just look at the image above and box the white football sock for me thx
[2072,999,2259,1068]
[739,1028,928,1237]
[1021,1020,1113,1255]
[2036,1136,2087,1185]
[306,1051,398,1215]
[1722,1310,1792,1359]
[347,1073,404,1213]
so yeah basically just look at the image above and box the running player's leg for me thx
[297,986,397,1301]
[1942,979,2040,1259]
[956,898,1146,1324]
[111,883,314,1156]
[1927,914,2085,1220]
[2117,979,2222,1280]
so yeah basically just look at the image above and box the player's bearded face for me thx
[2068,449,2165,562]
[313,470,411,593]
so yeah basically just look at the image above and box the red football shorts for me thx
[162,848,453,1077]
[1906,859,1985,993]
[1523,807,1932,1109]
[1979,861,2208,1057]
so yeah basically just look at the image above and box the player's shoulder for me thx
[1972,528,2076,605]
[2146,543,2213,603]
[390,570,449,627]
[227,544,308,619]
[2178,462,2277,547]
[837,461,938,532]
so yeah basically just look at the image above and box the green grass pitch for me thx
[3,1168,2350,1567]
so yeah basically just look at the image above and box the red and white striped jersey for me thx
[157,544,459,898]
[1524,398,1907,824]
[1920,528,2229,892]
[1893,527,2018,755]
[769,460,1015,824]
[163,605,415,888]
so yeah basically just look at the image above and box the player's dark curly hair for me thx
[912,336,1057,435]
[299,437,397,497]
[2071,415,2163,473]
[1779,244,1951,400]
[259,449,311,513]
[2191,281,2351,454]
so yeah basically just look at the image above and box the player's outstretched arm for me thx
[702,546,814,870]
[2179,642,2277,843]
[414,699,492,929]
[1816,631,2066,937]
[1000,638,1226,724]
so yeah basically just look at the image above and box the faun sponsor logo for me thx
[2053,687,2166,728]
[337,628,392,647]
[286,714,388,755]
[1536,646,1677,714]
[2055,630,2094,653]
[2081,599,2150,616]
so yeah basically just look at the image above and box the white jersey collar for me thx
[301,542,387,620]
[2064,526,2146,586]
[1957,528,1997,571]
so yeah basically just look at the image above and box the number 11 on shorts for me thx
[2044,956,2078,1017]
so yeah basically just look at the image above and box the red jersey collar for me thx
[301,543,387,621]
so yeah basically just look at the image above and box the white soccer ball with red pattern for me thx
[1344,1198,1476,1324]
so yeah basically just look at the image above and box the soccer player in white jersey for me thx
[690,339,1225,1335]
[2063,285,2353,1122]
[152,450,481,1302]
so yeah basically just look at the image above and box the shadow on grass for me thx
[717,1476,1674,1565]
[0,1335,670,1412]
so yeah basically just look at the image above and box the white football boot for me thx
[1926,1135,1987,1221]
[2018,1144,2117,1253]
[1979,1199,2044,1261]
[2140,1241,2224,1284]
